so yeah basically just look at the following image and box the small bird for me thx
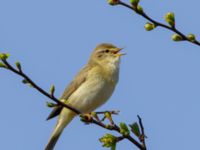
[45,43,124,150]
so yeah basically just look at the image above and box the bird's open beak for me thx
[113,47,126,57]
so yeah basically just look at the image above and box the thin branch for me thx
[137,115,147,150]
[95,110,120,115]
[1,59,81,114]
[90,118,144,150]
[0,57,147,150]
[117,1,200,46]
[116,136,125,142]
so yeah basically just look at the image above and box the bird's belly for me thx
[67,77,115,113]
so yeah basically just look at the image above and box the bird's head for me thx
[89,43,125,66]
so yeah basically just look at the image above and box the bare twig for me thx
[1,59,81,114]
[137,115,147,150]
[95,110,120,115]
[113,1,200,47]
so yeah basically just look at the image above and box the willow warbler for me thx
[45,43,124,150]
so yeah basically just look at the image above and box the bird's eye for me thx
[105,49,109,53]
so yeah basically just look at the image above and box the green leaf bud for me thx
[105,124,113,129]
[144,22,155,31]
[137,5,143,14]
[99,134,117,148]
[0,62,6,68]
[0,53,10,60]
[171,34,183,41]
[22,79,33,87]
[50,85,55,95]
[104,112,111,118]
[107,0,119,6]
[130,122,141,137]
[22,79,29,84]
[15,61,21,71]
[187,34,196,42]
[130,0,140,6]
[119,122,130,136]
[165,12,175,27]
[91,112,97,118]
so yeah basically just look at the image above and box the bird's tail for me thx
[45,109,76,150]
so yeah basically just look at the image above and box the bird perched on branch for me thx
[45,43,125,150]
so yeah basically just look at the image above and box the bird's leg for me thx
[81,113,93,121]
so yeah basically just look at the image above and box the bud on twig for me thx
[165,12,175,27]
[107,0,119,6]
[22,79,33,87]
[91,112,98,118]
[22,79,29,84]
[187,34,196,42]
[50,85,55,97]
[172,34,183,41]
[130,0,140,6]
[105,111,114,125]
[144,22,155,31]
[105,124,113,129]
[119,122,130,136]
[130,122,141,137]
[105,112,112,120]
[0,53,10,61]
[0,62,6,68]
[99,134,117,148]
[137,5,143,14]
[15,61,22,71]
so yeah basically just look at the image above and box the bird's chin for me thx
[115,55,121,61]
[111,57,120,67]
[99,56,121,68]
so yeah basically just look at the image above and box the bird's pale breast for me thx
[67,65,119,113]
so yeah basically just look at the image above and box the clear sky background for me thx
[1,0,200,150]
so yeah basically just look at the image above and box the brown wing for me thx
[46,65,91,120]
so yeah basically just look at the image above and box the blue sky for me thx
[1,0,200,150]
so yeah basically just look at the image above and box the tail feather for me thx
[45,109,76,150]
[46,106,63,120]
[45,123,63,150]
